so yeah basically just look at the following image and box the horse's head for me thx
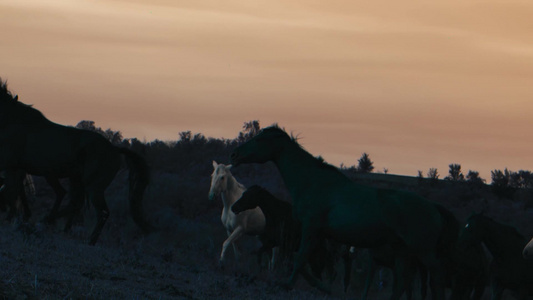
[457,213,485,249]
[208,161,232,200]
[231,126,290,167]
[231,185,262,214]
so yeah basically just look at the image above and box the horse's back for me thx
[22,124,120,177]
[326,185,443,252]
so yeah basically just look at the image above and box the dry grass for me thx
[2,168,531,299]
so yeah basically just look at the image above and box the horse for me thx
[457,213,533,299]
[524,237,533,259]
[231,184,347,280]
[231,185,299,266]
[0,173,67,223]
[358,203,457,300]
[208,161,266,265]
[0,173,33,219]
[450,241,488,300]
[230,125,448,299]
[0,78,153,245]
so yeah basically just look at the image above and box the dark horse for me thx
[0,79,153,244]
[457,214,533,300]
[0,173,67,223]
[232,185,347,284]
[230,126,448,299]
[231,185,301,265]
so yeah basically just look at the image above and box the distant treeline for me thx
[76,119,533,207]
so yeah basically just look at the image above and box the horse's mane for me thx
[261,125,346,176]
[0,78,16,102]
[0,78,49,123]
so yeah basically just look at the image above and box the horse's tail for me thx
[118,147,155,233]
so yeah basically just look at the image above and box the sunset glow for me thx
[1,0,532,179]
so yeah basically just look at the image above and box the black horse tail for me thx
[118,147,155,233]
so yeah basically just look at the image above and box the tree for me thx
[237,120,261,143]
[76,120,97,131]
[179,131,192,143]
[491,168,512,198]
[427,168,439,180]
[509,170,533,189]
[491,169,510,188]
[357,153,374,173]
[466,170,485,185]
[445,164,465,181]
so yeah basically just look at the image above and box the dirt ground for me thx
[0,210,349,300]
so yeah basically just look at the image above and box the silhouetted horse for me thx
[450,241,488,300]
[524,237,533,259]
[231,185,346,281]
[231,185,299,265]
[457,214,533,299]
[358,203,457,300]
[230,126,448,299]
[0,79,153,244]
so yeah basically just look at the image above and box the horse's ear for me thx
[212,160,218,168]
[13,95,18,101]
[226,164,233,170]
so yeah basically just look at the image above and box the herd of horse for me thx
[1,78,533,299]
[216,126,533,299]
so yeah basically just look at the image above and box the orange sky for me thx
[1,0,532,179]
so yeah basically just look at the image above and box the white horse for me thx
[524,237,533,259]
[208,161,266,265]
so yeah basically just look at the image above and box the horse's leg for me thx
[390,255,407,300]
[418,252,446,300]
[342,246,352,293]
[419,263,428,300]
[18,181,31,221]
[286,226,330,293]
[361,257,376,300]
[491,282,504,300]
[61,179,84,232]
[471,278,485,300]
[0,184,6,212]
[299,265,332,294]
[3,170,25,221]
[270,247,279,271]
[87,189,109,245]
[43,176,67,224]
[220,226,244,265]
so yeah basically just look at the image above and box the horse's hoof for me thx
[218,260,225,271]
[41,215,56,225]
[280,281,293,291]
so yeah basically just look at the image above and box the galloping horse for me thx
[457,214,533,299]
[523,237,533,259]
[232,185,346,280]
[0,79,153,244]
[208,161,265,265]
[230,126,447,299]
[231,185,299,265]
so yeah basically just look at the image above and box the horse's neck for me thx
[14,105,50,126]
[221,175,245,209]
